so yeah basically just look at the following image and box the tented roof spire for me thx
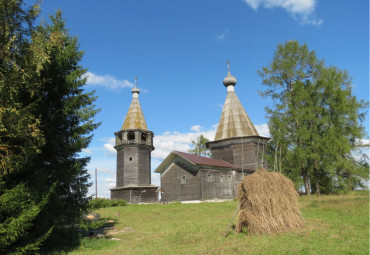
[214,62,259,140]
[121,77,148,130]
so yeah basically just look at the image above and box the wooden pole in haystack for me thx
[257,138,260,168]
[224,205,240,238]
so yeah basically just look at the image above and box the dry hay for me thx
[236,168,304,234]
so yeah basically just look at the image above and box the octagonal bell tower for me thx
[110,78,158,203]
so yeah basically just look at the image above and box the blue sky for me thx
[28,0,369,197]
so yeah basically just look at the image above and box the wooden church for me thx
[110,63,269,203]
[155,62,269,202]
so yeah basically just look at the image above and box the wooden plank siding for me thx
[160,163,248,202]
[137,147,151,186]
[161,163,202,202]
[116,147,124,187]
[210,139,268,171]
[111,188,158,203]
[115,145,152,187]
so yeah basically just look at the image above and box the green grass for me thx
[68,190,369,255]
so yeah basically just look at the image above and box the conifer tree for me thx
[0,1,52,254]
[24,10,100,244]
[0,1,100,253]
[259,40,368,194]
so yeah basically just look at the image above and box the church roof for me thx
[121,78,148,131]
[154,150,235,174]
[214,63,259,141]
[174,151,235,168]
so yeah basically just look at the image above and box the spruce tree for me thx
[0,1,52,254]
[1,2,100,253]
[24,10,100,244]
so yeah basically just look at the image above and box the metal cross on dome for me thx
[227,61,230,73]
[134,77,138,88]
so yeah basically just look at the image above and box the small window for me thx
[208,174,212,182]
[141,133,147,142]
[128,131,135,141]
[181,175,186,184]
[129,157,132,161]
[220,175,224,182]
[227,176,232,183]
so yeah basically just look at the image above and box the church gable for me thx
[160,162,202,202]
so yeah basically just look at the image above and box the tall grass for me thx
[69,190,369,255]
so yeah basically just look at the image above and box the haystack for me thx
[236,168,304,234]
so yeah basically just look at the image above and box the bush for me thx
[88,198,127,210]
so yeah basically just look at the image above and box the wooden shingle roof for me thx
[121,79,148,131]
[173,151,235,168]
[214,64,259,141]
[154,150,236,174]
[214,90,258,140]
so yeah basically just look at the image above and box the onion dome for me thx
[223,61,237,87]
[131,77,140,97]
[131,86,140,94]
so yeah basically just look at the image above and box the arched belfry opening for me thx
[127,131,135,141]
[141,132,147,142]
[110,77,158,203]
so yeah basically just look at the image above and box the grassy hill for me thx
[69,191,369,255]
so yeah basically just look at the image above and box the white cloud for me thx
[255,123,271,137]
[244,0,323,25]
[216,29,229,41]
[103,143,116,157]
[98,137,116,157]
[190,125,202,132]
[85,71,134,91]
[104,177,116,185]
[82,148,92,154]
[151,172,160,186]
[152,125,217,159]
[359,139,370,146]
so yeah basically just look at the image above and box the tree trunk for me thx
[315,180,320,196]
[303,169,311,196]
[313,160,320,196]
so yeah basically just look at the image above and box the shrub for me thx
[88,198,127,210]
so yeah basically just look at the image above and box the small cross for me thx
[134,77,138,88]
[226,61,230,72]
